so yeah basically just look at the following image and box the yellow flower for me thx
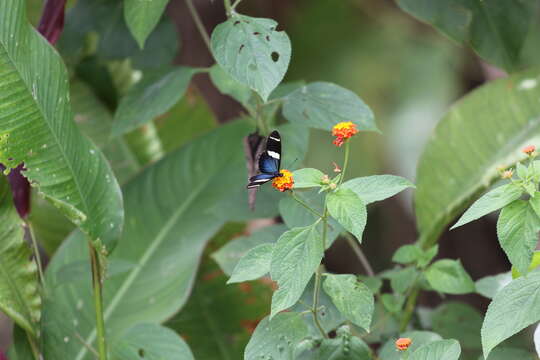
[395,337,412,351]
[272,169,294,192]
[332,122,358,147]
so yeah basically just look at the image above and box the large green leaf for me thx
[415,67,540,248]
[322,274,374,332]
[481,270,540,358]
[409,339,461,360]
[269,225,324,318]
[431,302,482,350]
[0,177,40,335]
[475,272,512,299]
[211,14,291,101]
[0,0,124,249]
[228,243,274,284]
[342,175,414,205]
[124,0,169,48]
[425,259,475,294]
[327,188,367,243]
[282,82,377,132]
[112,67,197,136]
[295,326,372,360]
[396,0,539,71]
[496,199,540,275]
[41,121,252,359]
[112,323,195,360]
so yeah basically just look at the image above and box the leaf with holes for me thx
[322,274,374,331]
[415,67,540,249]
[481,270,540,358]
[497,199,540,275]
[327,188,367,243]
[112,67,197,136]
[211,14,291,101]
[282,82,377,132]
[0,0,123,250]
[425,259,475,295]
[269,225,324,318]
[0,177,41,336]
[112,323,194,359]
[124,0,169,48]
[41,121,252,359]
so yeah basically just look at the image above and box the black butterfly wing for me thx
[258,130,281,174]
[247,173,275,189]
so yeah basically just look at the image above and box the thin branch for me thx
[89,243,108,360]
[185,0,212,54]
[290,191,323,218]
[25,222,45,286]
[344,233,375,277]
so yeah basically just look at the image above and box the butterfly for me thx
[247,130,282,189]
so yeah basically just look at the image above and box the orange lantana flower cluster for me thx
[332,122,358,147]
[522,145,536,155]
[395,337,412,351]
[272,169,294,192]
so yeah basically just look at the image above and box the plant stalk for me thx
[344,232,374,277]
[185,0,212,54]
[25,222,45,286]
[338,141,350,186]
[89,243,108,360]
[290,191,324,218]
[224,0,232,16]
[312,265,327,339]
[399,285,419,332]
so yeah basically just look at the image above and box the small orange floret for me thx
[522,145,536,155]
[272,169,294,192]
[332,122,358,147]
[395,338,412,351]
[501,169,513,179]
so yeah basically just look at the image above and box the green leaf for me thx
[0,177,40,335]
[496,199,540,275]
[282,82,377,132]
[475,272,512,299]
[418,245,438,268]
[0,0,124,249]
[343,175,414,204]
[167,236,271,360]
[432,302,482,350]
[451,184,523,229]
[41,121,252,359]
[478,347,537,360]
[112,67,197,136]
[228,243,273,284]
[392,244,423,264]
[409,339,461,360]
[425,259,475,294]
[481,270,540,358]
[322,274,374,331]
[244,312,308,360]
[530,191,540,218]
[293,168,325,189]
[124,0,168,48]
[387,266,419,293]
[327,188,367,243]
[535,324,540,359]
[396,0,538,71]
[211,14,291,101]
[415,67,540,248]
[379,331,443,360]
[381,293,405,314]
[209,64,253,107]
[212,224,286,276]
[295,326,372,360]
[112,323,194,359]
[269,225,324,318]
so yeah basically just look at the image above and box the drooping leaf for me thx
[112,67,197,136]
[269,225,324,318]
[481,270,540,358]
[211,14,291,101]
[123,0,168,48]
[0,177,40,335]
[475,272,512,299]
[323,274,374,331]
[112,323,195,360]
[396,0,539,71]
[0,0,124,249]
[409,339,461,360]
[415,67,540,248]
[228,243,273,284]
[327,188,367,243]
[41,121,252,359]
[244,312,308,360]
[295,325,371,360]
[342,175,414,205]
[451,184,523,229]
[379,331,443,360]
[425,259,475,294]
[293,168,325,189]
[496,199,540,275]
[212,224,286,276]
[431,302,482,350]
[282,82,377,132]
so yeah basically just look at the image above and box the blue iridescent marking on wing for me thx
[259,153,279,174]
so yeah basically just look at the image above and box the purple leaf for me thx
[37,0,67,44]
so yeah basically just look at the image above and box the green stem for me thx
[399,285,420,332]
[344,232,374,277]
[312,265,327,339]
[185,0,212,54]
[224,0,232,16]
[339,141,350,186]
[290,191,324,218]
[25,222,44,286]
[255,100,270,135]
[231,0,243,10]
[89,243,108,360]
[26,332,40,360]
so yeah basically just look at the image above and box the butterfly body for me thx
[247,130,282,189]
